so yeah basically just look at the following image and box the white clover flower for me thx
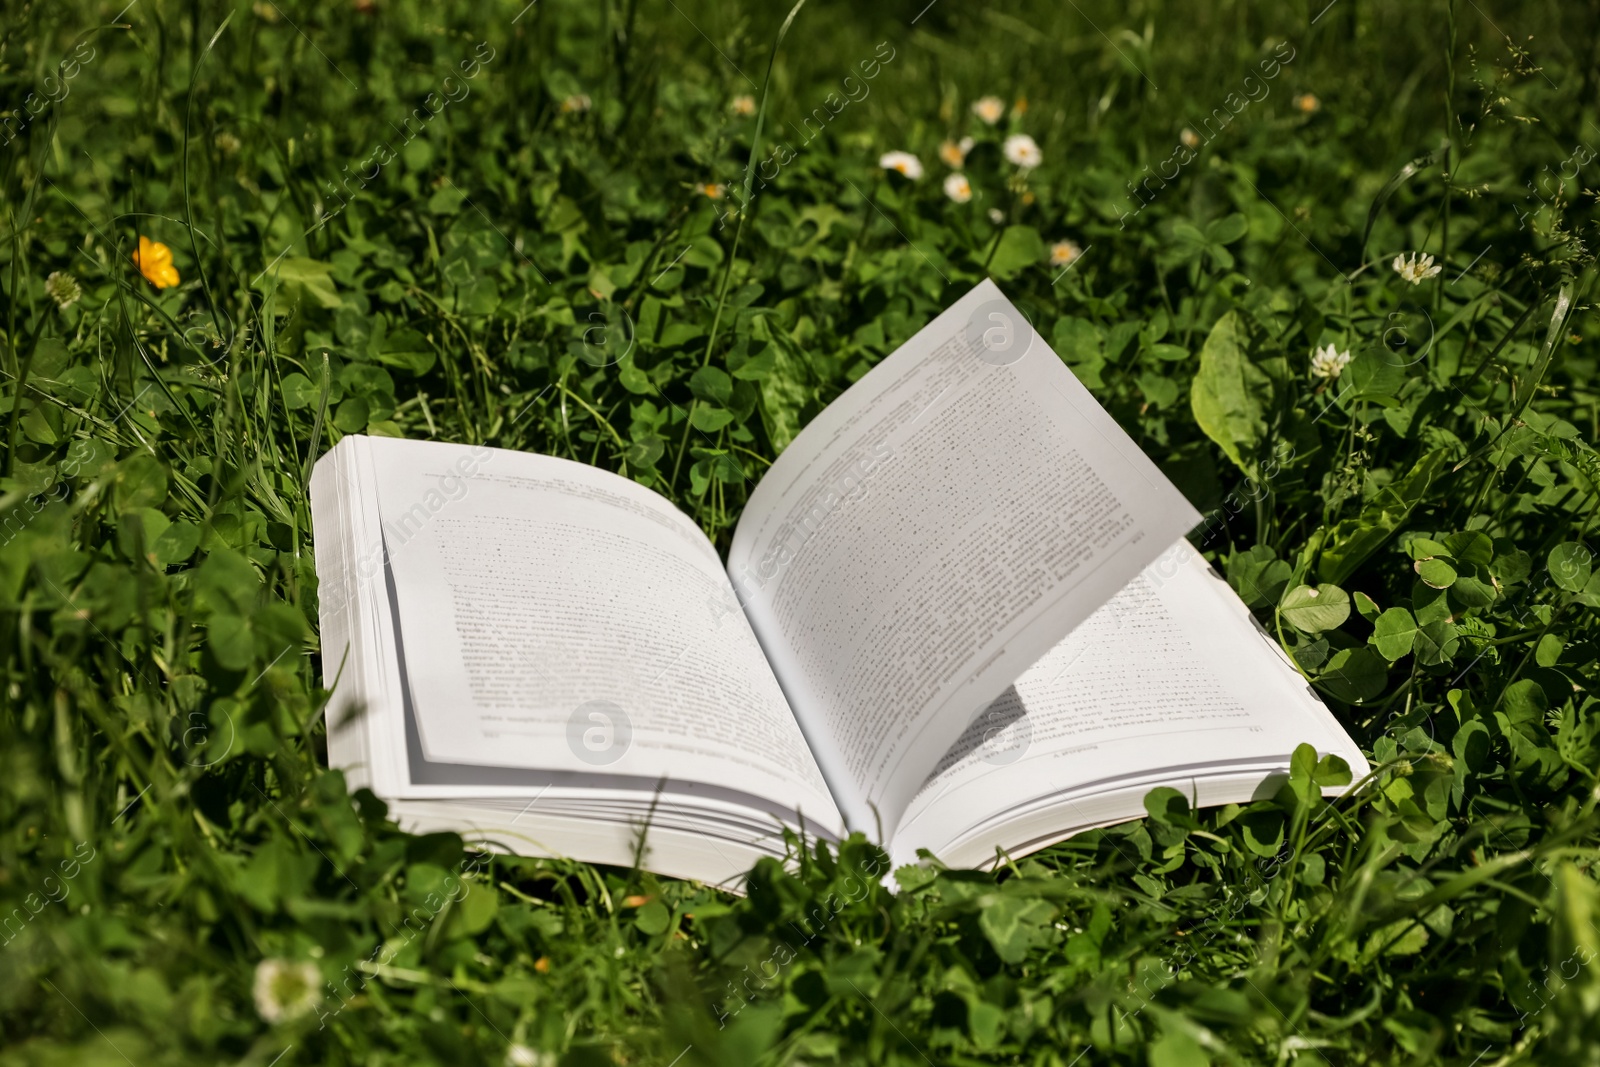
[506,1045,555,1067]
[1392,251,1442,285]
[252,958,322,1024]
[1309,342,1352,380]
[988,207,1005,224]
[1049,240,1081,267]
[943,173,972,203]
[560,93,592,114]
[1002,133,1042,169]
[729,94,756,117]
[878,151,923,179]
[45,271,81,310]
[971,96,1005,125]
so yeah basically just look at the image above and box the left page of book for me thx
[360,436,843,837]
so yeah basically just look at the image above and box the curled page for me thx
[727,280,1201,833]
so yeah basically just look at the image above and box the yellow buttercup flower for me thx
[133,236,180,289]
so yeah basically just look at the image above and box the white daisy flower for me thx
[971,96,1005,125]
[1309,343,1352,380]
[943,173,972,203]
[1048,240,1081,266]
[878,151,924,179]
[729,94,756,117]
[1180,128,1201,149]
[1392,251,1442,285]
[252,958,322,1024]
[45,271,82,309]
[938,137,974,168]
[988,207,1005,224]
[1002,133,1042,169]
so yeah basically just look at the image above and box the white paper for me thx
[892,540,1370,860]
[366,437,842,835]
[728,280,1202,832]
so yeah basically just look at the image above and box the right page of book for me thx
[889,540,1371,864]
[726,279,1202,834]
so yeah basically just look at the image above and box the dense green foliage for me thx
[6,0,1600,1063]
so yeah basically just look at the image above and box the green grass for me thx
[5,0,1600,1063]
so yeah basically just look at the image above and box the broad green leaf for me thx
[114,455,168,512]
[1338,349,1406,406]
[1372,607,1420,660]
[117,507,171,562]
[152,520,202,565]
[1450,569,1497,609]
[689,365,733,405]
[375,328,437,375]
[1225,544,1291,608]
[1500,678,1549,725]
[1549,542,1593,593]
[987,225,1046,281]
[1354,590,1382,622]
[1314,752,1354,787]
[976,894,1056,964]
[258,256,342,309]
[207,611,255,670]
[1536,634,1564,667]
[1452,720,1491,770]
[1405,537,1452,560]
[1150,1026,1209,1067]
[1190,311,1272,478]
[1365,918,1430,959]
[1280,583,1351,633]
[1414,621,1460,666]
[333,396,370,433]
[634,900,670,936]
[757,337,812,451]
[1144,787,1199,829]
[447,881,499,937]
[1239,808,1285,857]
[1445,530,1494,565]
[281,372,320,410]
[1414,557,1458,589]
[1205,212,1249,244]
[690,405,736,432]
[1321,646,1387,702]
[1492,545,1533,586]
[1318,450,1450,585]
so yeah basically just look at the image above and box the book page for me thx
[890,540,1370,861]
[727,280,1202,833]
[363,437,842,835]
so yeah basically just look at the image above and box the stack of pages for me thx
[310,280,1367,887]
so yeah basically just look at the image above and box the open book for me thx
[310,280,1367,887]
